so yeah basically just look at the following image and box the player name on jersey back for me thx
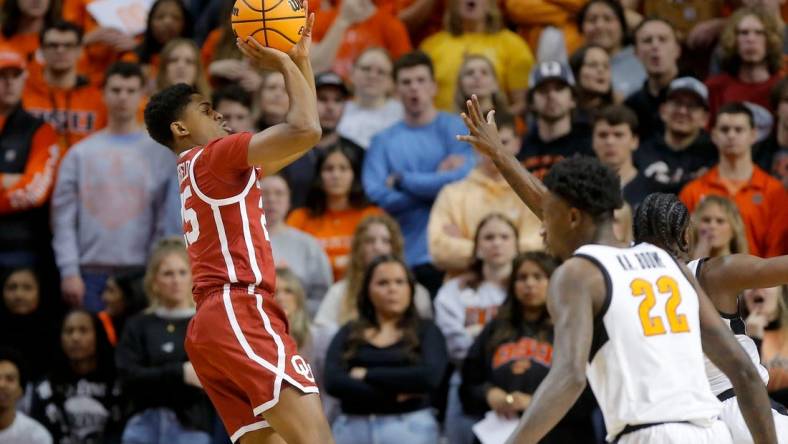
[574,243,722,441]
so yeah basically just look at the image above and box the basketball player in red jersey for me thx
[142,9,335,444]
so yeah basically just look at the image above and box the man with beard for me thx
[517,61,592,179]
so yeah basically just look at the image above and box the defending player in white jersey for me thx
[633,192,788,443]
[457,96,777,443]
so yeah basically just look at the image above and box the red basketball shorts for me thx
[185,284,319,442]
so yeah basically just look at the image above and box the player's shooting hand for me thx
[288,4,315,61]
[237,36,290,71]
[457,95,505,160]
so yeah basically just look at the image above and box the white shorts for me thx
[721,395,788,444]
[618,420,732,444]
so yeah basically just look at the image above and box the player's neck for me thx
[0,407,15,431]
[589,220,624,248]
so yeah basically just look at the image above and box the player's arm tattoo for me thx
[505,258,596,444]
[683,262,778,444]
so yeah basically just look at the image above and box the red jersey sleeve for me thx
[198,132,254,181]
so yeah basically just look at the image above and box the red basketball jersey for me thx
[176,132,275,300]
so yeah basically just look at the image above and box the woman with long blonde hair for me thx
[744,285,788,407]
[116,238,214,444]
[691,195,749,259]
[313,214,433,329]
[155,38,211,96]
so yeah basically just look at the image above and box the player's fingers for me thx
[468,95,483,126]
[460,112,479,135]
[456,135,480,145]
[486,109,497,128]
[471,94,485,122]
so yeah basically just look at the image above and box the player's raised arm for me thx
[457,95,547,219]
[505,258,596,444]
[236,11,321,175]
[700,254,788,304]
[679,262,777,444]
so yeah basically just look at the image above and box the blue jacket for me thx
[362,112,475,266]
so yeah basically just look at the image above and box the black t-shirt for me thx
[324,320,449,415]
[460,319,597,444]
[280,137,365,209]
[517,122,593,179]
[623,171,667,209]
[634,132,718,193]
[30,371,123,444]
[625,80,669,140]
[753,133,788,185]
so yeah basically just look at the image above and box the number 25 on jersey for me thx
[630,276,690,337]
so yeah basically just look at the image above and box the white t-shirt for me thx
[336,99,404,149]
[0,411,52,444]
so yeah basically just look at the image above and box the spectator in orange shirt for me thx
[680,102,788,257]
[128,0,193,88]
[154,38,210,97]
[287,144,382,280]
[22,21,106,150]
[0,45,60,280]
[311,0,412,79]
[0,0,60,65]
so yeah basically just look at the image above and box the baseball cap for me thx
[528,61,575,90]
[315,71,349,96]
[666,77,708,108]
[0,45,25,71]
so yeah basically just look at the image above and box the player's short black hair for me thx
[633,192,690,257]
[543,155,623,221]
[103,61,144,88]
[593,104,639,135]
[41,20,83,45]
[144,83,197,148]
[212,85,252,111]
[392,50,434,82]
[0,347,27,390]
[715,102,754,129]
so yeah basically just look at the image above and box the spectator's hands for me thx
[83,27,137,52]
[1,173,21,189]
[510,391,531,412]
[350,367,367,380]
[61,275,85,306]
[438,154,465,172]
[183,362,203,388]
[385,173,402,189]
[458,95,506,160]
[745,302,769,339]
[692,228,713,259]
[338,0,376,25]
[442,223,462,238]
[687,19,724,49]
[486,386,519,419]
[465,323,484,338]
[288,6,315,61]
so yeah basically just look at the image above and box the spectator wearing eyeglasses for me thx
[22,20,106,149]
[635,77,717,193]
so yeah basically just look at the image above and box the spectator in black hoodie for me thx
[115,238,213,444]
[460,252,597,443]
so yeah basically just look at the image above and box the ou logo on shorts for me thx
[291,355,315,383]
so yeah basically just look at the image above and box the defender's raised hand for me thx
[457,94,506,159]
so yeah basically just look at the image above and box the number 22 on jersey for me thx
[630,276,690,336]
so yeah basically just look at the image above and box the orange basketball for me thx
[231,0,306,53]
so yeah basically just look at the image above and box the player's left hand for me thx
[237,36,290,71]
[288,3,315,61]
[457,95,506,160]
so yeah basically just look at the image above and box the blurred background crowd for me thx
[1,0,788,443]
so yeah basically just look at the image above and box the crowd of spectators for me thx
[1,0,788,443]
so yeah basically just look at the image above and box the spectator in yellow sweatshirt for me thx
[427,114,542,274]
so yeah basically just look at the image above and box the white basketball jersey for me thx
[575,243,722,442]
[688,258,770,396]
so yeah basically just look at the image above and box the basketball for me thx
[231,0,306,53]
